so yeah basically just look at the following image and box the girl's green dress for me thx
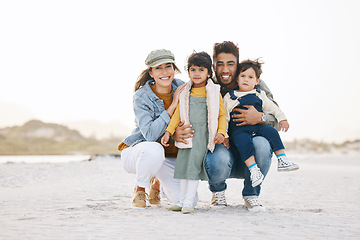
[174,96,209,181]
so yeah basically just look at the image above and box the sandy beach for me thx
[1,152,359,240]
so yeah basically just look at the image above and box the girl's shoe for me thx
[169,204,182,212]
[181,206,194,214]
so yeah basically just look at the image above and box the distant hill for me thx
[0,120,122,155]
[1,120,359,156]
[0,100,133,140]
[284,138,360,154]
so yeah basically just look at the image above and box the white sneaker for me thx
[278,157,299,172]
[249,165,264,187]
[211,190,227,208]
[243,196,266,212]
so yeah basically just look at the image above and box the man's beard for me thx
[215,74,236,88]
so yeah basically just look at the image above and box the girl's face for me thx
[149,63,175,91]
[188,65,210,88]
[237,67,260,92]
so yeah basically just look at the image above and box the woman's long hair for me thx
[134,63,181,91]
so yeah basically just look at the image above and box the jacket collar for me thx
[145,80,160,101]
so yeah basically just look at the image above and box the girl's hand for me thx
[214,133,225,145]
[279,120,289,132]
[223,138,230,149]
[161,131,171,147]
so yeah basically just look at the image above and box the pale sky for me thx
[1,0,360,143]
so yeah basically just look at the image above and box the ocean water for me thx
[0,155,91,164]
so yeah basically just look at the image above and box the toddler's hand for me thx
[214,133,225,145]
[279,120,289,132]
[161,132,171,147]
[223,138,230,149]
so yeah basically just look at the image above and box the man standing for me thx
[173,41,278,212]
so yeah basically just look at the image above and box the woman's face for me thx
[149,63,175,90]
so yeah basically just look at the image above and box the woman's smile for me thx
[159,76,171,81]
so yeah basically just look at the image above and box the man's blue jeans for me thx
[204,136,273,197]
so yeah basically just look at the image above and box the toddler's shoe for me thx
[278,157,299,172]
[249,165,264,187]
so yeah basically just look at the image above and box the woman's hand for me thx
[172,84,186,106]
[161,131,171,147]
[166,84,185,117]
[279,120,289,132]
[214,133,225,145]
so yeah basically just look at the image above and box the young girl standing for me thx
[161,52,227,214]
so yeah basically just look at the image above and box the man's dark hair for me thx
[213,41,240,63]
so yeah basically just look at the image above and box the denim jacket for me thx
[122,78,185,147]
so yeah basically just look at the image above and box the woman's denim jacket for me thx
[122,78,185,147]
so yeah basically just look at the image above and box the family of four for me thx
[118,41,299,214]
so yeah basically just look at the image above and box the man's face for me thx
[214,53,238,88]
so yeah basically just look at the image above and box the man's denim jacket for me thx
[122,78,184,147]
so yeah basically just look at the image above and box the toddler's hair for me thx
[186,51,213,79]
[239,58,264,79]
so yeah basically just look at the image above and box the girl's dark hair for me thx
[186,51,213,80]
[134,63,181,91]
[238,58,264,79]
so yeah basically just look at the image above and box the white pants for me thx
[180,179,199,207]
[122,142,198,205]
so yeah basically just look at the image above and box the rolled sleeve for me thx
[134,96,170,142]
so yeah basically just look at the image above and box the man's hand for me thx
[213,133,225,145]
[171,121,194,144]
[232,105,262,126]
[279,120,289,132]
